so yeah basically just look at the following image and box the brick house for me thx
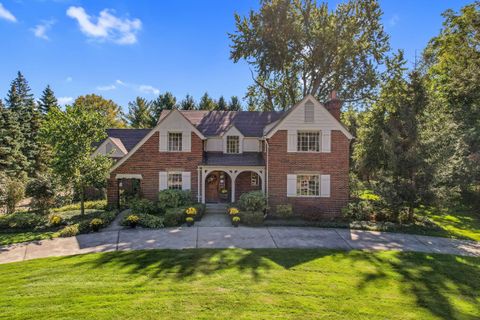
[97,94,353,219]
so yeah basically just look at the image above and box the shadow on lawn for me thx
[68,248,480,319]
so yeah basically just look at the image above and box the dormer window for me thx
[226,136,240,154]
[168,132,182,151]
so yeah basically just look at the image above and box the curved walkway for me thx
[1,226,479,264]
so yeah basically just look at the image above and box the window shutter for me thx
[287,131,297,152]
[159,132,168,152]
[182,131,191,152]
[182,172,191,190]
[287,174,297,197]
[159,172,168,191]
[320,174,330,197]
[321,130,331,153]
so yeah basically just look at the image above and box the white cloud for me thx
[31,20,55,40]
[139,85,160,96]
[388,14,399,27]
[96,84,116,91]
[0,3,16,22]
[58,97,74,106]
[66,6,141,45]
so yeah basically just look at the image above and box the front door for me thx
[205,172,220,203]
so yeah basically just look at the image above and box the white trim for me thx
[110,109,205,173]
[92,137,128,158]
[265,94,353,140]
[115,174,143,179]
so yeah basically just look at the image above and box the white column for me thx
[231,173,237,203]
[197,167,201,203]
[261,171,266,193]
[201,170,206,204]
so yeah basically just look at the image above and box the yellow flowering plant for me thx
[232,216,240,222]
[185,207,197,216]
[48,214,63,226]
[186,217,194,222]
[228,207,239,215]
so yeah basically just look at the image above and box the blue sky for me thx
[0,0,473,110]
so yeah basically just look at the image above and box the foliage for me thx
[0,175,26,214]
[158,189,192,209]
[38,85,59,115]
[163,208,186,227]
[180,94,196,110]
[186,217,194,223]
[217,96,227,110]
[275,204,293,218]
[198,92,218,110]
[26,174,57,214]
[89,218,103,231]
[124,97,155,128]
[129,198,159,215]
[124,214,140,227]
[232,216,240,222]
[239,211,264,225]
[73,94,126,128]
[228,207,239,215]
[48,214,63,227]
[228,96,242,111]
[185,207,197,216]
[58,224,79,237]
[42,103,112,215]
[53,200,107,212]
[0,212,45,230]
[238,191,267,212]
[123,213,164,228]
[152,92,177,122]
[229,0,389,110]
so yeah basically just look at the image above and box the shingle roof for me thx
[203,152,265,166]
[101,129,151,152]
[159,110,284,137]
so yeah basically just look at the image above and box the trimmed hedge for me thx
[52,200,107,212]
[239,211,264,226]
[122,213,164,229]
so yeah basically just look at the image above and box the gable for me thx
[265,95,353,139]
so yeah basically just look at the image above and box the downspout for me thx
[265,139,269,208]
[197,167,201,203]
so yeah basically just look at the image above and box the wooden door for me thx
[205,172,219,203]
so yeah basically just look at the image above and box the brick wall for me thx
[107,131,203,207]
[235,171,262,202]
[266,130,350,219]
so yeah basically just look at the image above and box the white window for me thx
[168,132,182,151]
[297,175,320,196]
[304,103,314,122]
[251,172,260,186]
[297,131,320,152]
[168,173,182,190]
[226,136,240,154]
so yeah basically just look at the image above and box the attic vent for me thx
[106,142,113,154]
[304,101,314,123]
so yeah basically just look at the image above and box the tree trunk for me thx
[80,186,85,216]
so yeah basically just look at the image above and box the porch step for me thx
[205,203,229,214]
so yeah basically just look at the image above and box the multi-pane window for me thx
[297,131,320,152]
[251,172,260,186]
[226,136,240,154]
[297,175,319,196]
[168,132,182,151]
[168,173,182,190]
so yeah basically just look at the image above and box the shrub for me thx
[26,175,56,214]
[58,224,79,237]
[129,198,159,215]
[53,200,107,212]
[275,204,293,218]
[0,212,45,230]
[0,177,26,215]
[48,214,64,227]
[125,214,140,227]
[158,189,192,209]
[89,218,103,232]
[239,211,264,226]
[138,214,164,228]
[164,208,186,227]
[238,191,267,212]
[232,216,240,222]
[186,217,194,223]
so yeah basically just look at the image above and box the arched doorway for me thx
[234,171,262,202]
[205,171,231,203]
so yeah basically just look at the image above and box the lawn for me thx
[0,249,478,320]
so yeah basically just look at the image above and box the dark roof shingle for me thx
[203,152,265,166]
[102,129,150,151]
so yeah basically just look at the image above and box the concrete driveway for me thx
[1,226,479,264]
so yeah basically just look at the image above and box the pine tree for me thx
[152,92,177,123]
[124,97,154,128]
[228,96,242,111]
[217,96,227,111]
[5,72,40,176]
[38,85,59,115]
[181,94,196,110]
[197,92,216,110]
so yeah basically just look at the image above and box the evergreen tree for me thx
[124,97,154,128]
[217,96,227,111]
[5,72,41,176]
[198,92,217,110]
[152,92,177,123]
[228,96,242,111]
[180,94,196,110]
[38,85,59,115]
[0,100,28,177]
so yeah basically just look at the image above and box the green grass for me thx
[0,249,478,319]
[0,230,55,245]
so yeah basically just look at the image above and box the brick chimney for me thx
[324,90,342,121]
